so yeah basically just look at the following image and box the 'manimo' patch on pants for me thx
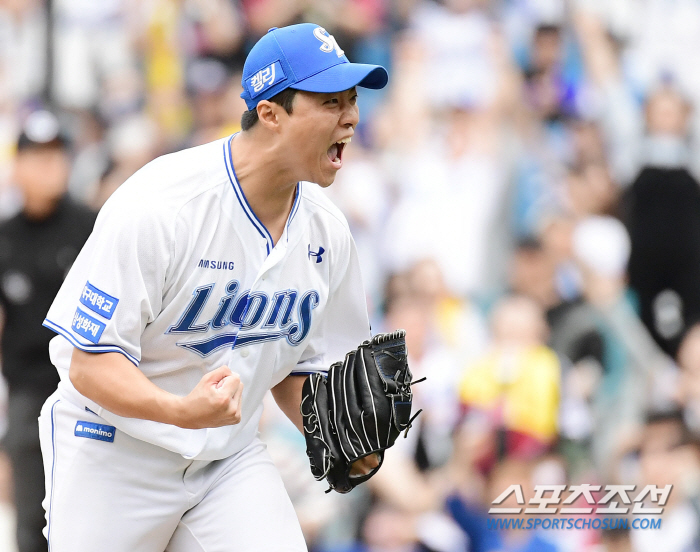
[74,421,116,443]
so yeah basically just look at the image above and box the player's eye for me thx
[324,98,339,105]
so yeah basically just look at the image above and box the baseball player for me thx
[38,24,388,551]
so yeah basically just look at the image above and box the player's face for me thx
[282,88,359,187]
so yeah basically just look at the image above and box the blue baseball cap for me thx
[241,23,388,110]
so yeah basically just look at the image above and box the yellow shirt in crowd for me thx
[459,345,560,442]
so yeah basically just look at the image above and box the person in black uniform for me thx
[622,86,700,358]
[0,111,95,552]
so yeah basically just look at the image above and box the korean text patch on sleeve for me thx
[71,308,106,344]
[79,281,119,320]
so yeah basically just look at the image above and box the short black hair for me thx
[241,88,299,131]
[515,236,543,252]
[645,408,685,426]
[535,24,561,37]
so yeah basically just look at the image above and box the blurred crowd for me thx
[3,0,700,551]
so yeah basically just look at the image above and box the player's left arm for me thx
[271,374,379,475]
[270,374,306,432]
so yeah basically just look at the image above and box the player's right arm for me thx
[70,349,243,429]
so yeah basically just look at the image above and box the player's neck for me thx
[229,132,298,245]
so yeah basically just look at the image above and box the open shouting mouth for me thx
[327,136,351,169]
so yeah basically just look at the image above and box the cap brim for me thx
[290,62,388,93]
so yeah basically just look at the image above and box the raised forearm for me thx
[70,348,183,424]
[69,348,243,429]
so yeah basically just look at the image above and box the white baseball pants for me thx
[38,392,308,552]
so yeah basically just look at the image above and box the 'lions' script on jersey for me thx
[43,135,370,461]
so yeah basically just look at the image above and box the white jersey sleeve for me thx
[43,174,173,365]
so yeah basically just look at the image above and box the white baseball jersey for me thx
[43,135,370,461]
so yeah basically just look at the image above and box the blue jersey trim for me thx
[223,135,301,251]
[290,369,328,376]
[286,183,302,242]
[43,319,140,367]
[223,136,273,254]
[47,398,60,552]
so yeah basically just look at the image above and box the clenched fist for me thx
[174,366,244,429]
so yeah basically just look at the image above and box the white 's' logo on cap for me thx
[313,27,344,58]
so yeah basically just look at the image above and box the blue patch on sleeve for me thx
[80,281,119,320]
[74,421,116,443]
[246,61,287,99]
[71,308,106,344]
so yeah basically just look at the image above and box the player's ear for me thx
[256,100,282,132]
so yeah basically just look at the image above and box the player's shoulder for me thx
[104,137,229,217]
[298,182,351,235]
[93,138,231,243]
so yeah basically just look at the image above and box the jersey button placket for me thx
[240,349,250,358]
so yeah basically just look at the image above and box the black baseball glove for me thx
[300,330,423,493]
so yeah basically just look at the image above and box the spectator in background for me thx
[186,60,247,146]
[630,411,700,552]
[459,295,560,460]
[510,237,604,370]
[509,236,603,476]
[522,24,580,124]
[621,86,700,358]
[677,323,700,436]
[136,0,245,147]
[599,527,632,552]
[382,105,510,297]
[0,0,47,105]
[438,415,498,552]
[186,57,232,145]
[571,216,675,477]
[0,111,95,552]
[240,0,305,37]
[575,5,700,359]
[90,113,162,209]
[406,259,487,366]
[564,161,617,219]
[409,0,500,110]
[52,0,140,118]
[449,457,560,552]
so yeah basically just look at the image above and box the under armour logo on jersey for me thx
[308,244,325,263]
[313,27,345,58]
